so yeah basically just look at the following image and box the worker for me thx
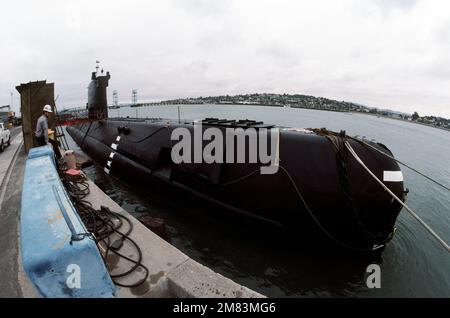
[35,105,53,146]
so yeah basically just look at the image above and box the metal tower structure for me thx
[132,89,138,105]
[113,90,118,106]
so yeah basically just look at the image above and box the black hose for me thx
[59,166,149,288]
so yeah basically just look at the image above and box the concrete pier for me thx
[84,179,264,298]
[0,128,39,298]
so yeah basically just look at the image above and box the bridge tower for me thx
[132,89,138,105]
[113,90,118,106]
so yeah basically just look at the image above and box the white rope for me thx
[351,137,450,192]
[345,141,450,253]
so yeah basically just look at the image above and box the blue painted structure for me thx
[21,146,116,298]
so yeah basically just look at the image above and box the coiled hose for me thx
[59,167,150,288]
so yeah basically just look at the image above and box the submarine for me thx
[66,70,407,252]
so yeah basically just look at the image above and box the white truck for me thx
[0,123,11,152]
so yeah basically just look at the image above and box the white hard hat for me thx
[43,105,53,113]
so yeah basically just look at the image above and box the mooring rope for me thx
[345,141,450,253]
[278,165,387,252]
[349,136,450,192]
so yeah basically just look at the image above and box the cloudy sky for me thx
[1,0,449,117]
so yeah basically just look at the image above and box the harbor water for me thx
[72,105,450,297]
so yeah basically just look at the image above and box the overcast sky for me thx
[1,0,449,117]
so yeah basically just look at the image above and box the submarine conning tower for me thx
[88,70,110,120]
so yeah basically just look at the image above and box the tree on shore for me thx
[412,112,420,121]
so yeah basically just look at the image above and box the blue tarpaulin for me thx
[21,146,116,298]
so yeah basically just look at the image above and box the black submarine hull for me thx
[67,118,405,251]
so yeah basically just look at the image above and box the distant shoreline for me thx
[115,102,450,133]
[219,103,450,133]
[347,110,450,133]
[212,103,450,133]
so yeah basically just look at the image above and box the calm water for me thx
[77,105,449,297]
